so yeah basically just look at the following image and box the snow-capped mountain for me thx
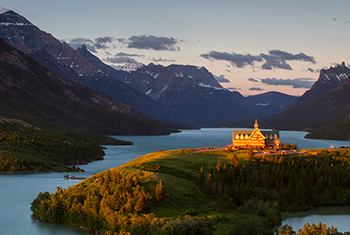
[285,62,350,110]
[167,64,222,89]
[0,10,172,123]
[0,10,297,126]
[246,92,298,116]
[0,37,175,135]
[0,10,104,82]
[258,62,350,134]
[117,63,226,103]
[112,62,261,124]
[319,62,350,86]
[121,61,145,73]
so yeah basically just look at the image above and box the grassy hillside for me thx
[31,148,350,234]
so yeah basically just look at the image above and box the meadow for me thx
[31,147,350,234]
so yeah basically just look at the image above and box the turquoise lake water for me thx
[1,128,350,234]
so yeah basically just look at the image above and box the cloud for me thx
[103,52,144,64]
[119,35,181,51]
[65,37,96,52]
[227,87,241,91]
[104,57,136,64]
[260,53,293,70]
[214,75,230,83]
[115,52,143,57]
[95,36,114,44]
[150,57,176,62]
[249,87,264,91]
[65,36,116,52]
[268,50,316,63]
[260,77,315,89]
[200,51,262,68]
[94,36,116,50]
[201,49,315,70]
[248,77,259,83]
[260,50,315,70]
[306,68,315,73]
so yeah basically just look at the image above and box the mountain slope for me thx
[167,64,222,88]
[285,62,350,110]
[76,45,176,122]
[258,63,350,134]
[0,10,174,123]
[0,10,291,127]
[111,63,258,125]
[0,37,175,135]
[246,91,298,117]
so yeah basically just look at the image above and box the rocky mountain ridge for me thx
[246,92,298,116]
[0,10,298,126]
[0,10,176,123]
[121,61,145,73]
[257,62,350,139]
[285,62,350,110]
[0,37,175,135]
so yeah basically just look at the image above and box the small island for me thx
[30,140,350,234]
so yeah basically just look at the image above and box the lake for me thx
[1,128,350,234]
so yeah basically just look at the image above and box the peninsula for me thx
[31,145,350,234]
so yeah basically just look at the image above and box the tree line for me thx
[0,122,128,172]
[200,150,350,212]
[31,170,214,235]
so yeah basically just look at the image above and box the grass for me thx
[63,148,254,234]
[39,146,350,234]
[73,148,261,234]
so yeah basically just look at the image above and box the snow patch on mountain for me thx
[145,89,152,95]
[198,82,225,90]
[255,103,271,106]
[121,61,145,73]
[175,72,184,77]
[0,22,31,26]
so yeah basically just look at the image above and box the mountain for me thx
[0,10,100,83]
[285,62,350,110]
[258,62,350,137]
[246,92,298,117]
[111,62,259,125]
[0,37,175,135]
[121,61,145,73]
[0,10,294,127]
[167,64,222,88]
[0,10,173,122]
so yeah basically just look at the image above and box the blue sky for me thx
[1,0,350,96]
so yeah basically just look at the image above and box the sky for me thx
[1,0,350,96]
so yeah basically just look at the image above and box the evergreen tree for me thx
[198,166,205,187]
[155,180,165,203]
[134,190,149,213]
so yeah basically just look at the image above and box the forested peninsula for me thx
[0,120,132,173]
[31,147,350,234]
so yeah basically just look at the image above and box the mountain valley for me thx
[0,10,297,127]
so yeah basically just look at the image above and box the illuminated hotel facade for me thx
[232,120,280,148]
